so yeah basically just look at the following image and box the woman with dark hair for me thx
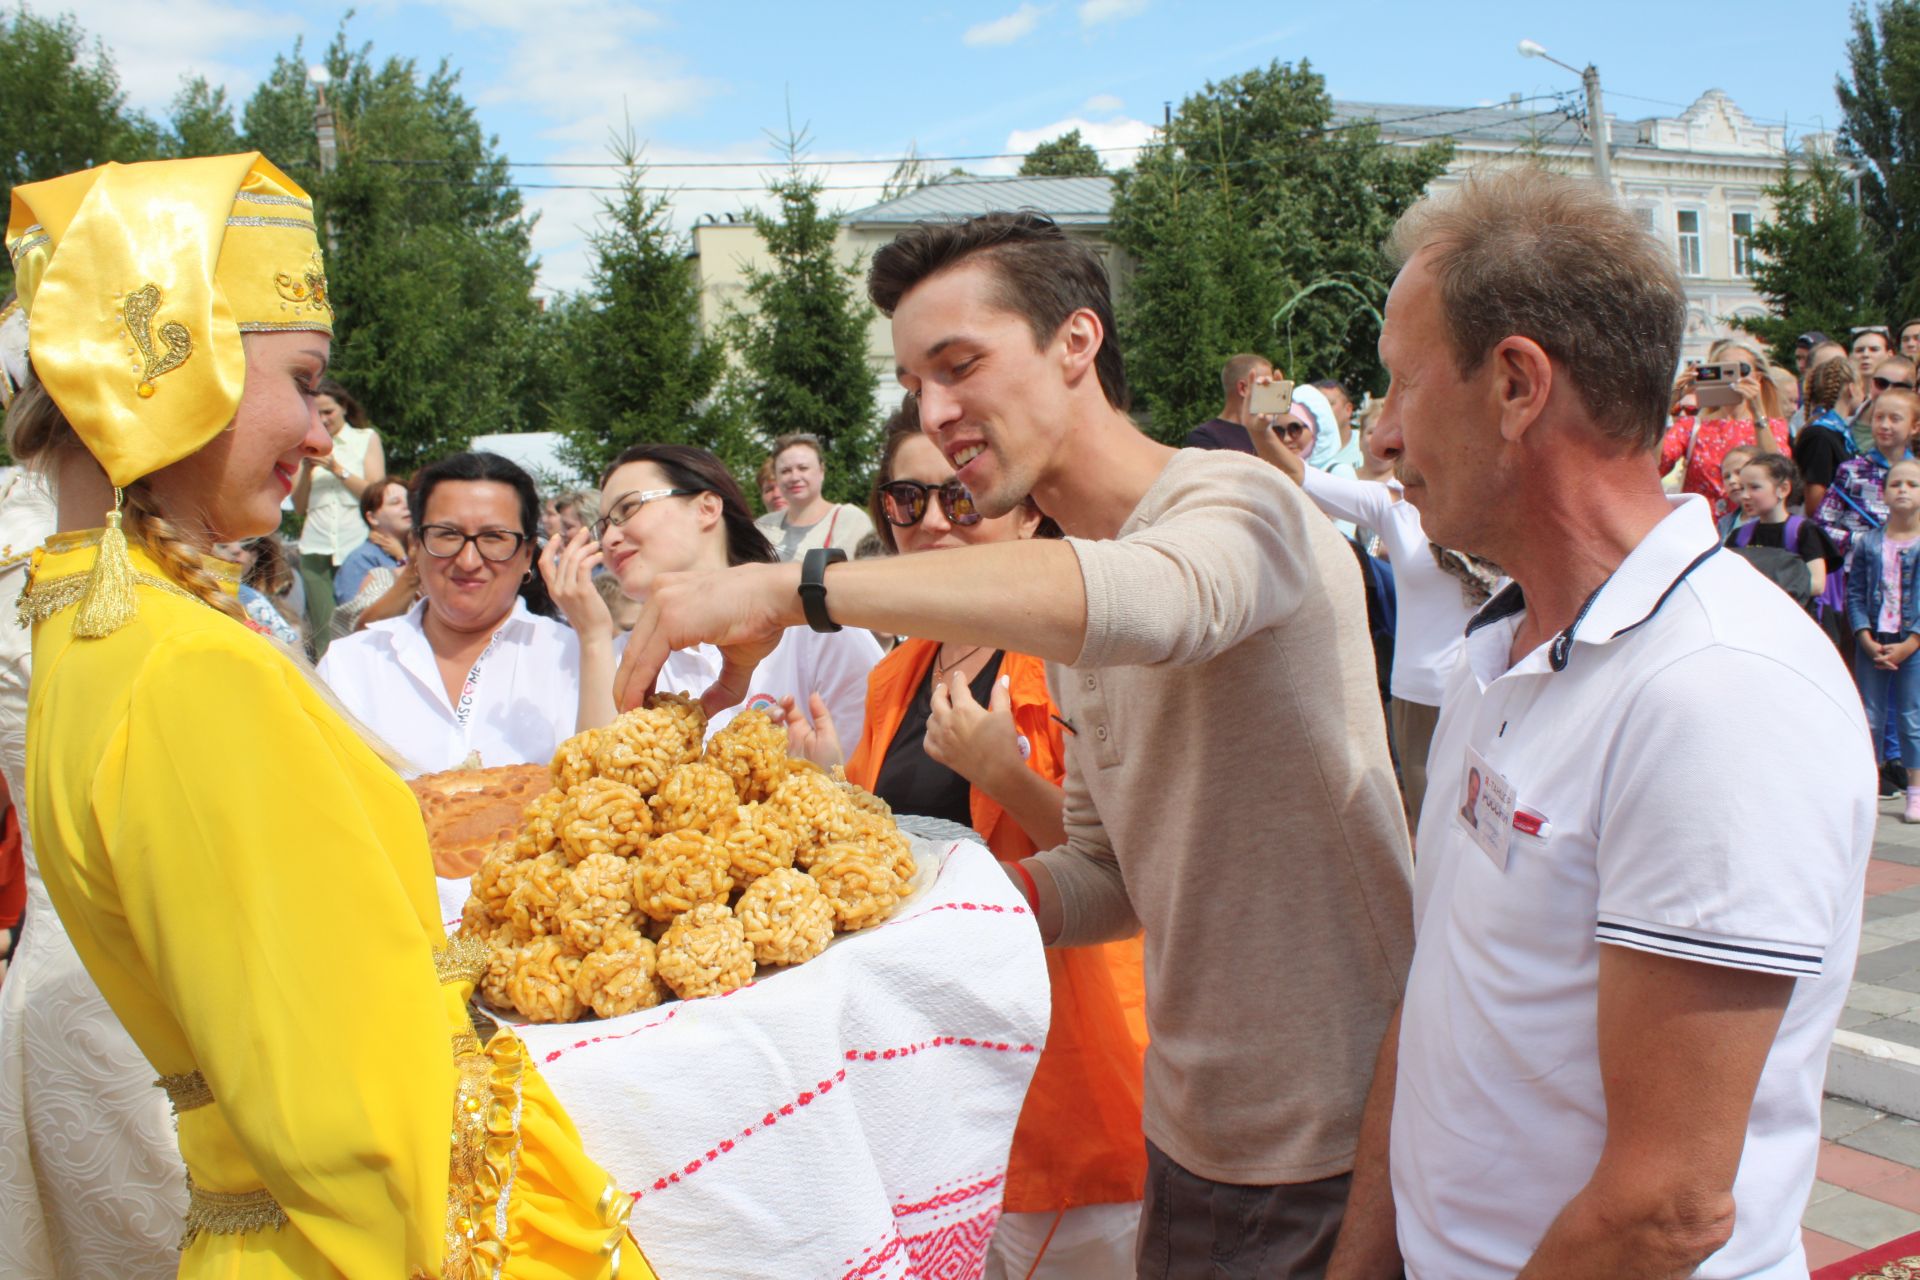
[290,378,384,650]
[543,442,880,738]
[319,451,584,771]
[778,401,1148,1280]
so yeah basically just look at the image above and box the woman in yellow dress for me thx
[6,154,653,1278]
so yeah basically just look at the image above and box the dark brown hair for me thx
[600,443,776,568]
[867,396,1060,553]
[315,378,370,430]
[1388,167,1686,452]
[868,212,1131,412]
[1738,450,1797,491]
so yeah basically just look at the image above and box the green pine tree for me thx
[552,132,744,481]
[1840,0,1920,323]
[724,132,879,504]
[1737,150,1881,367]
[1019,129,1107,177]
[1109,59,1452,440]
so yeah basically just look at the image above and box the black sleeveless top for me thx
[871,652,1005,826]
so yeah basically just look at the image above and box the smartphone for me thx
[1247,378,1295,417]
[1693,362,1752,408]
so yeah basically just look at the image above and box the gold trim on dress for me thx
[179,1176,288,1249]
[155,1070,213,1116]
[17,568,198,628]
[437,936,491,987]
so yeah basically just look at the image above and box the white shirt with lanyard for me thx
[1392,495,1874,1280]
[316,597,582,774]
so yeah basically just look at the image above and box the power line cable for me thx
[355,95,1575,178]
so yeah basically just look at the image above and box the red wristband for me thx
[1009,860,1039,912]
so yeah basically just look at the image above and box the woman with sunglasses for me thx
[547,443,881,739]
[776,403,1148,1280]
[319,451,587,772]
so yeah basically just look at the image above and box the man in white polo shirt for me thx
[1326,168,1874,1279]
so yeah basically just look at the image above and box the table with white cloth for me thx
[438,824,1051,1279]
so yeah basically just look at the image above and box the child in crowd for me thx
[1849,457,1920,821]
[1717,444,1760,540]
[1730,452,1840,597]
[1818,387,1920,562]
[1796,357,1862,518]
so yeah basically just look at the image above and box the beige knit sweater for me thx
[1036,447,1414,1185]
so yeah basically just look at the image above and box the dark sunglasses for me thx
[1876,376,1917,392]
[878,479,982,528]
[1276,420,1313,439]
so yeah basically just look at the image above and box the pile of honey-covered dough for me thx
[458,695,917,1022]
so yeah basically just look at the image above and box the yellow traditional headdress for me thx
[5,152,332,635]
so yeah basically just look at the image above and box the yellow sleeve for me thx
[98,628,454,1275]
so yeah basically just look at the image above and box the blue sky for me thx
[50,0,1857,292]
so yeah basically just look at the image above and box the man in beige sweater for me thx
[613,213,1413,1277]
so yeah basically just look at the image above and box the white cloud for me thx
[1080,93,1124,115]
[1077,0,1147,27]
[963,3,1047,48]
[1002,114,1157,171]
[55,0,301,109]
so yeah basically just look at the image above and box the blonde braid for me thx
[119,483,249,624]
[1806,356,1858,413]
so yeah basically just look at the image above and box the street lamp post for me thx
[1518,39,1612,192]
[308,64,338,256]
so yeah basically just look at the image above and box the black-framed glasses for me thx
[593,487,698,541]
[878,479,982,528]
[418,525,529,562]
[1876,376,1917,392]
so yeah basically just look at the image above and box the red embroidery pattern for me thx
[629,1068,850,1203]
[628,1039,1037,1205]
[839,1171,1006,1279]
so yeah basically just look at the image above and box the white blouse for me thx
[299,423,375,563]
[653,625,883,752]
[317,598,582,774]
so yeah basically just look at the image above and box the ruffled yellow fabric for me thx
[23,537,653,1279]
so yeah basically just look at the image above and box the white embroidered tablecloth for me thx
[439,830,1050,1279]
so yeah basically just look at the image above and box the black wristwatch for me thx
[799,547,848,633]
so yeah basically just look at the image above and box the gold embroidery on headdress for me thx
[271,251,331,320]
[121,284,192,399]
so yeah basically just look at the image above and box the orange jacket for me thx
[846,640,1147,1212]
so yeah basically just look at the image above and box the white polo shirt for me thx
[1393,496,1873,1279]
[317,598,581,774]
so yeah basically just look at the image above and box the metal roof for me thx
[841,173,1115,226]
[1330,100,1591,148]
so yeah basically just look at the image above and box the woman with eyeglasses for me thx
[774,403,1149,1280]
[318,451,585,772]
[1659,343,1787,517]
[547,442,881,740]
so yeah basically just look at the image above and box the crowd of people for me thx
[0,148,1881,1280]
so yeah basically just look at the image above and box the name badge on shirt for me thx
[1456,745,1517,869]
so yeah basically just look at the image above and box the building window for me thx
[1732,212,1756,277]
[1676,209,1704,276]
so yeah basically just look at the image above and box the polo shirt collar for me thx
[1464,495,1721,673]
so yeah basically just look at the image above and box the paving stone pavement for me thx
[1805,798,1920,1266]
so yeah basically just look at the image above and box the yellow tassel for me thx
[72,489,138,639]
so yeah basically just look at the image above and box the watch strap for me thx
[799,547,848,633]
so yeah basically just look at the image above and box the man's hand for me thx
[612,562,801,716]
